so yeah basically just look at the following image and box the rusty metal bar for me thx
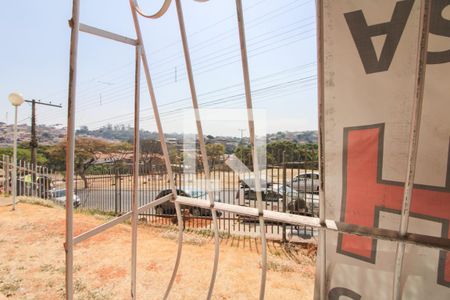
[173,0,220,298]
[128,2,184,299]
[315,0,326,299]
[131,44,142,299]
[235,1,267,298]
[392,1,431,299]
[65,0,80,299]
[78,23,138,46]
[175,196,449,251]
[73,194,172,245]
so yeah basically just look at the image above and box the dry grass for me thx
[0,201,315,299]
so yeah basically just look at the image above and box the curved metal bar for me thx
[173,0,220,299]
[128,2,184,299]
[132,0,172,19]
[235,0,267,298]
[163,201,185,299]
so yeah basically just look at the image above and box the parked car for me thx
[50,189,81,208]
[154,189,222,217]
[288,172,320,193]
[236,181,308,215]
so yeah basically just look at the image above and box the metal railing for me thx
[0,155,56,200]
[75,157,320,241]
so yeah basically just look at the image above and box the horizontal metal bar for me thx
[175,197,449,251]
[77,23,138,46]
[73,194,172,244]
[264,210,321,227]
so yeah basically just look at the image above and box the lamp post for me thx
[8,92,24,210]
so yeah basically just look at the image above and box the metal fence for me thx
[0,155,57,200]
[75,154,319,241]
[0,152,319,241]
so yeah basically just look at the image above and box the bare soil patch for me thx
[0,200,315,299]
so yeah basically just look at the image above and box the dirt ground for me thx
[0,198,315,299]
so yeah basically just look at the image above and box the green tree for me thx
[46,137,112,188]
[206,143,225,170]
[140,139,164,170]
[234,145,252,168]
[0,147,47,165]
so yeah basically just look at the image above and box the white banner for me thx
[318,0,450,298]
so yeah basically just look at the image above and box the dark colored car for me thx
[154,189,222,217]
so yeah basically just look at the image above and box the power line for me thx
[40,0,313,104]
[39,53,316,126]
[72,27,315,112]
[37,28,315,123]
[81,75,316,128]
[69,19,315,111]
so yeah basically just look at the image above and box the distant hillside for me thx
[267,131,317,143]
[76,125,318,144]
[0,122,66,147]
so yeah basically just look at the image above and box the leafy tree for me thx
[0,147,47,165]
[103,141,132,170]
[266,141,318,165]
[234,145,252,168]
[140,139,164,170]
[206,143,225,170]
[46,137,112,188]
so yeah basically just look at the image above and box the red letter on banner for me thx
[337,124,450,286]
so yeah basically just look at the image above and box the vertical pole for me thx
[12,106,18,211]
[315,1,327,298]
[30,100,37,173]
[115,169,119,214]
[66,1,80,299]
[282,152,287,243]
[131,44,141,299]
[235,1,267,298]
[392,1,430,299]
[4,156,9,196]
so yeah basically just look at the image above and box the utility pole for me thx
[25,99,62,167]
[238,128,246,144]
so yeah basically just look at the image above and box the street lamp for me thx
[8,92,24,210]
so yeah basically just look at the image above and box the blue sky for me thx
[0,0,317,136]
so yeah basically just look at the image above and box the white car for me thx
[236,183,308,215]
[51,189,81,208]
[288,172,320,193]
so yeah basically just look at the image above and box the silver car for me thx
[289,172,320,193]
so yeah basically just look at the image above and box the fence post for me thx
[114,169,119,215]
[4,156,10,195]
[282,151,287,243]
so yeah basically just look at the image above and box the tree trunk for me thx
[78,170,89,189]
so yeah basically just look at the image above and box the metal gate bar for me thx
[128,2,184,298]
[315,1,326,299]
[73,194,172,245]
[392,1,431,299]
[234,1,268,298]
[173,0,220,298]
